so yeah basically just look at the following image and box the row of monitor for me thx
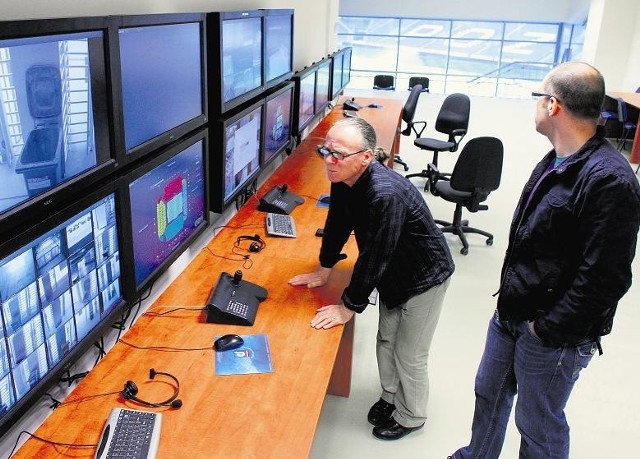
[0,7,352,437]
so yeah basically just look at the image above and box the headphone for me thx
[234,234,265,253]
[121,368,182,409]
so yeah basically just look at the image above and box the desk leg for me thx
[327,315,354,397]
[629,126,640,164]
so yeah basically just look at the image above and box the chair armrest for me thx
[412,121,427,138]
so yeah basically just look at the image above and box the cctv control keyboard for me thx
[95,408,162,459]
[265,213,296,238]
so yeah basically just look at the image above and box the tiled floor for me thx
[309,92,640,458]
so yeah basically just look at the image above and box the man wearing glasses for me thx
[449,62,640,458]
[289,117,454,440]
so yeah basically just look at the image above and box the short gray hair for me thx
[334,117,377,151]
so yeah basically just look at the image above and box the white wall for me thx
[338,0,590,22]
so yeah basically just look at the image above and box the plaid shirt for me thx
[320,161,454,312]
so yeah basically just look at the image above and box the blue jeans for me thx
[452,312,597,459]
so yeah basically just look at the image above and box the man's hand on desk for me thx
[288,267,332,288]
[310,303,354,329]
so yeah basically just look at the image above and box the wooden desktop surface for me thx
[609,91,640,163]
[13,96,403,459]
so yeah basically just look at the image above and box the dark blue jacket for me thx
[497,131,640,346]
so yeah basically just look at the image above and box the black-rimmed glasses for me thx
[532,91,561,103]
[316,145,367,161]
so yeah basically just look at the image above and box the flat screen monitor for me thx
[210,100,263,213]
[331,51,344,99]
[262,82,294,166]
[315,58,331,113]
[342,47,353,88]
[0,184,125,436]
[114,14,207,161]
[119,128,208,296]
[0,17,116,239]
[294,67,316,136]
[262,9,294,89]
[207,11,264,115]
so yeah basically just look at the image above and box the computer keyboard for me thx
[95,408,162,459]
[265,213,296,238]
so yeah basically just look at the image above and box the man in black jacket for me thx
[289,117,454,440]
[450,62,640,459]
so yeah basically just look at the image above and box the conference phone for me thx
[258,183,304,215]
[205,270,268,326]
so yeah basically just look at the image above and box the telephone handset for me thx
[205,271,268,326]
[257,183,304,215]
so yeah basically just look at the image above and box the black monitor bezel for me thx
[342,47,353,88]
[331,49,345,99]
[261,81,294,168]
[209,98,264,213]
[261,9,294,91]
[0,179,128,438]
[314,57,332,114]
[292,64,319,137]
[0,16,120,243]
[109,13,209,166]
[206,10,265,116]
[117,127,210,300]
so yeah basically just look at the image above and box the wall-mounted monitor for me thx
[207,11,263,115]
[0,17,117,240]
[262,9,294,90]
[210,100,263,213]
[331,51,344,99]
[118,128,209,298]
[0,183,126,437]
[342,47,353,88]
[292,66,317,137]
[315,58,331,114]
[111,14,208,162]
[262,82,294,167]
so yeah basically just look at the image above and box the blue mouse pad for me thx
[214,334,273,376]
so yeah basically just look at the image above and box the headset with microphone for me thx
[234,234,265,253]
[121,368,182,409]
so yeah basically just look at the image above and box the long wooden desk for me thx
[609,91,640,163]
[13,96,403,458]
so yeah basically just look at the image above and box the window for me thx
[338,16,584,98]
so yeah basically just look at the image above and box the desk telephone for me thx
[206,271,268,326]
[258,183,304,215]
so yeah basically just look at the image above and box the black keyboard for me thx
[265,213,296,238]
[95,408,162,459]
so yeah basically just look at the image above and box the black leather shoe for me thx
[372,418,424,440]
[367,398,395,426]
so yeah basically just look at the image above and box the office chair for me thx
[373,74,395,90]
[616,97,636,152]
[406,93,470,193]
[408,76,429,93]
[431,136,504,255]
[393,83,427,171]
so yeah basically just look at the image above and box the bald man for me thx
[289,117,454,440]
[450,62,640,458]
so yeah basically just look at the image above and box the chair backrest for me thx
[617,97,628,122]
[373,74,395,90]
[435,93,471,136]
[449,137,504,197]
[408,76,429,92]
[400,84,426,137]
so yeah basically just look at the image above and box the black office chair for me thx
[408,76,429,93]
[616,97,636,151]
[406,93,470,193]
[431,136,504,255]
[393,84,427,171]
[373,74,395,90]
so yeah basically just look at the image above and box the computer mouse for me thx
[214,334,244,352]
[368,103,382,108]
[319,195,331,205]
